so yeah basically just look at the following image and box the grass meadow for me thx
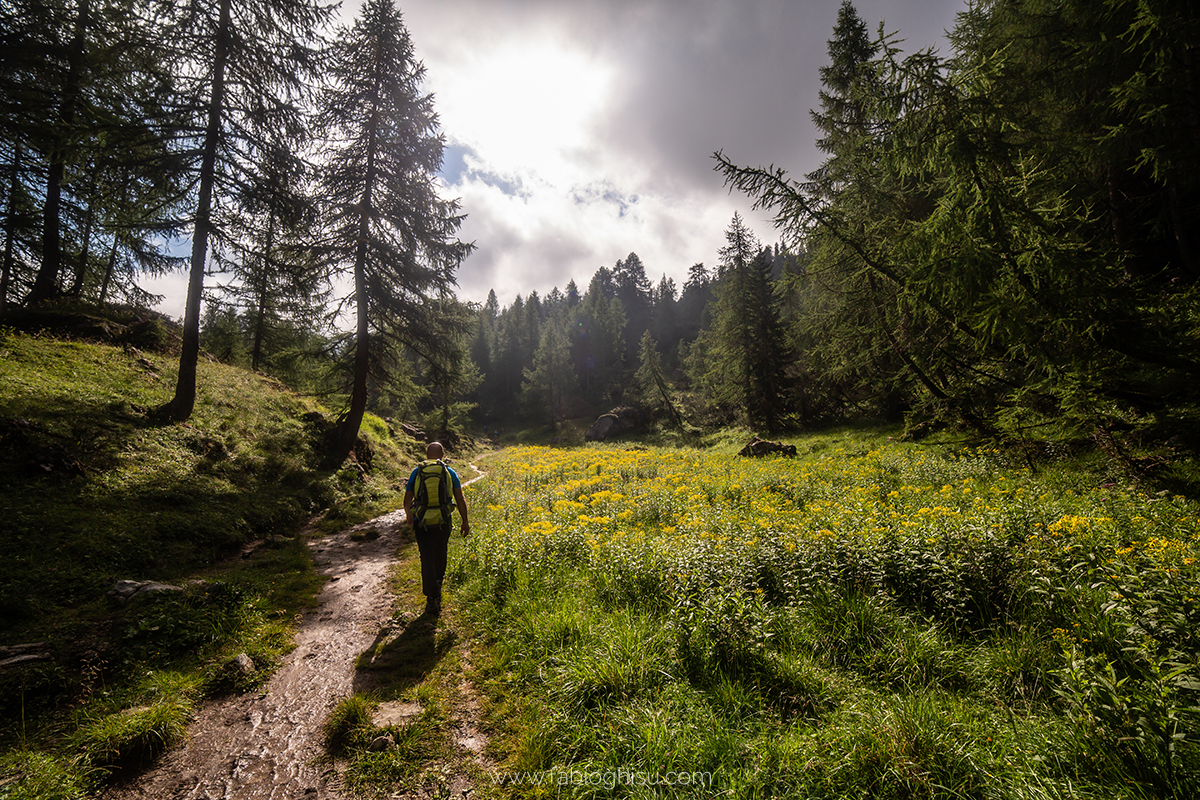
[452,436,1200,798]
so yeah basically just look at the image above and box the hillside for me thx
[0,327,422,627]
[0,326,447,790]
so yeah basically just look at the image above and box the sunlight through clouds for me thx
[433,40,614,187]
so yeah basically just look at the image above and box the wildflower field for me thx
[452,432,1200,798]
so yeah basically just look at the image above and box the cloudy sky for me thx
[149,0,966,314]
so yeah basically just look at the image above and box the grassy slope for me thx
[0,329,420,794]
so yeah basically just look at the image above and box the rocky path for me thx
[103,460,492,800]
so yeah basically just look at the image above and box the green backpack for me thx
[413,459,455,527]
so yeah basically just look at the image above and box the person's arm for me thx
[402,466,418,526]
[403,490,415,526]
[453,484,470,536]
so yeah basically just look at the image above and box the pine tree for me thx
[317,0,471,463]
[159,0,331,421]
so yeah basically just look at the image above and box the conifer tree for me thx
[6,0,185,307]
[678,262,711,343]
[158,0,330,421]
[317,0,471,463]
[25,0,92,305]
[578,269,626,402]
[650,274,679,359]
[217,144,324,373]
[703,214,791,431]
[469,291,498,416]
[634,330,683,428]
[613,251,651,362]
[422,297,480,436]
[521,315,577,425]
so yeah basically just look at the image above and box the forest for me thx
[2,0,1198,456]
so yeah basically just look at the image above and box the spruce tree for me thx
[703,214,790,431]
[317,0,471,463]
[521,316,577,425]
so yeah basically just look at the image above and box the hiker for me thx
[403,441,470,615]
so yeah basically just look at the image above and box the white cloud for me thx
[433,40,615,188]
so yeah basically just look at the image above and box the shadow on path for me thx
[353,612,458,696]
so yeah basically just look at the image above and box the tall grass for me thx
[452,437,1200,798]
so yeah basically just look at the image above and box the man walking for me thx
[403,442,470,615]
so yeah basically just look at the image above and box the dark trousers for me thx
[414,521,452,600]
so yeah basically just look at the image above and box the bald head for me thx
[426,441,444,459]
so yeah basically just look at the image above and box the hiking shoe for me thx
[424,596,442,616]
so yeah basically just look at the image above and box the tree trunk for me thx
[440,383,451,435]
[1,143,20,311]
[28,0,90,305]
[67,202,93,296]
[331,240,371,464]
[250,215,275,372]
[97,233,118,306]
[331,108,378,464]
[167,0,232,422]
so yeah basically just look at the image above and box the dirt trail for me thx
[103,460,492,800]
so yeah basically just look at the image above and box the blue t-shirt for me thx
[405,461,462,493]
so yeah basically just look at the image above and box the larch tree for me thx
[317,0,472,465]
[24,0,92,305]
[7,0,185,308]
[159,0,331,421]
[216,142,324,373]
[0,0,57,307]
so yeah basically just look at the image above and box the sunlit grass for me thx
[454,437,1200,798]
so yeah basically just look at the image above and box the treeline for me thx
[464,221,804,432]
[473,0,1200,449]
[6,0,1198,451]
